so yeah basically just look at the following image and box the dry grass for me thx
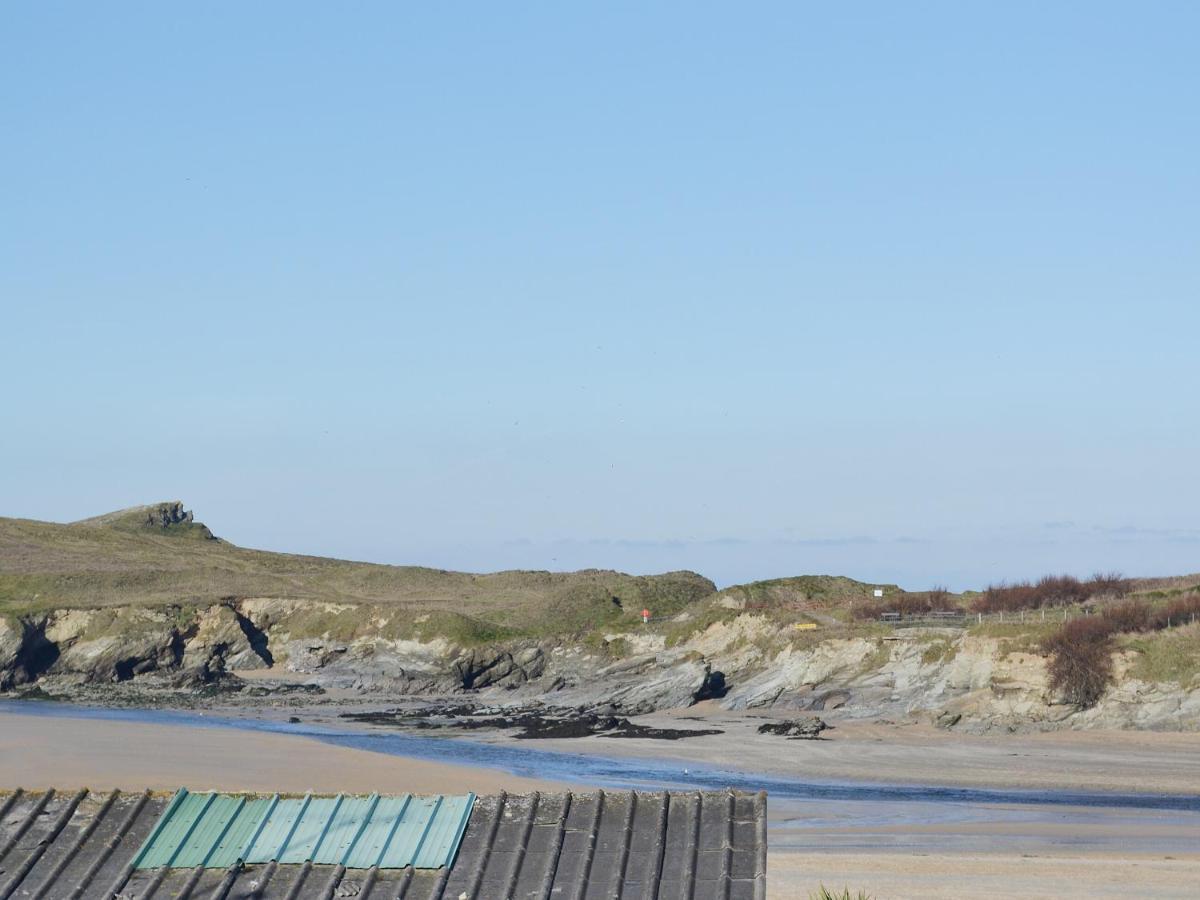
[0,512,714,642]
[1123,625,1200,687]
[810,887,874,900]
[857,639,892,675]
[920,638,958,665]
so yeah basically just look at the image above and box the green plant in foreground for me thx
[810,887,875,900]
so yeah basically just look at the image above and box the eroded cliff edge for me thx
[3,598,1197,732]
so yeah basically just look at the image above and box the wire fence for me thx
[632,602,1199,630]
[880,608,1200,629]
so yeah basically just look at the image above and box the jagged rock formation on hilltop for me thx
[142,501,195,529]
[72,501,217,540]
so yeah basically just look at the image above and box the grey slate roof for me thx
[0,788,766,899]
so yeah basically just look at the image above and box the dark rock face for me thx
[0,618,59,690]
[453,647,546,689]
[82,629,180,684]
[757,717,829,739]
[694,669,728,701]
[809,689,851,711]
[232,607,274,667]
[0,602,273,692]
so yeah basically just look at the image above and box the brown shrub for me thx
[974,581,1036,613]
[1042,617,1116,708]
[1040,592,1200,708]
[975,573,1125,613]
[1100,600,1152,633]
[1087,571,1131,598]
[927,585,950,607]
[1035,574,1089,606]
[1151,593,1200,629]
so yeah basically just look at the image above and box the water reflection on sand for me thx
[5,699,1199,856]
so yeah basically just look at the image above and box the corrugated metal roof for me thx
[129,789,475,870]
[0,788,766,899]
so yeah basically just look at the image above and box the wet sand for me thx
[0,711,563,795]
[477,705,1200,796]
[4,707,1198,898]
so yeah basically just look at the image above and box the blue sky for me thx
[2,3,1197,589]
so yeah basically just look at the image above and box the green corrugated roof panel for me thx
[277,795,344,863]
[377,794,440,867]
[244,792,311,862]
[177,794,243,865]
[132,789,209,868]
[413,793,474,868]
[131,791,475,870]
[342,794,412,869]
[206,796,278,867]
[322,794,379,863]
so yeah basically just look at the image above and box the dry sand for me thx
[770,850,1200,899]
[0,711,563,795]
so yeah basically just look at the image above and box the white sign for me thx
[873,589,884,598]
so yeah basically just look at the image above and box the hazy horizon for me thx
[4,4,1198,591]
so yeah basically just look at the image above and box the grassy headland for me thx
[0,503,716,643]
[3,502,1197,689]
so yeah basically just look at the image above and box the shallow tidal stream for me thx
[4,699,1198,855]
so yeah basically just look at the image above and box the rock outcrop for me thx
[453,647,546,689]
[144,501,193,529]
[2,602,1197,731]
[0,617,58,690]
[181,604,273,673]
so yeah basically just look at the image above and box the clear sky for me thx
[3,3,1197,590]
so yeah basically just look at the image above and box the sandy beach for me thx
[0,711,563,795]
[476,704,1200,796]
[3,708,1198,898]
[771,851,1200,899]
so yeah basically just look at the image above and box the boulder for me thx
[757,717,828,739]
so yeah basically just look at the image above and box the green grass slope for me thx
[719,575,901,609]
[0,503,715,639]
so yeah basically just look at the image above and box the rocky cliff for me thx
[3,602,1197,731]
